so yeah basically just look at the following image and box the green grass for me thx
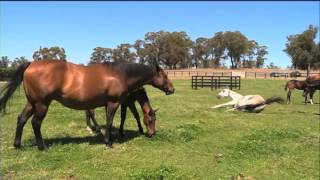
[0,79,319,179]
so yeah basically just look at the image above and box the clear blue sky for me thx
[1,1,319,67]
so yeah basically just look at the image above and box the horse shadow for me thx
[26,126,144,149]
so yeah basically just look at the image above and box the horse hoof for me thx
[13,143,21,149]
[37,144,47,151]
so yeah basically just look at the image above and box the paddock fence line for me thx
[191,76,241,90]
[164,70,320,80]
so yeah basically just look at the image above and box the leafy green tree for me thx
[89,47,113,64]
[32,46,67,61]
[112,43,136,63]
[223,31,251,69]
[284,25,319,74]
[208,32,226,68]
[11,56,29,68]
[0,56,10,68]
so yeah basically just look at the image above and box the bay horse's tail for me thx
[265,96,284,105]
[0,62,31,113]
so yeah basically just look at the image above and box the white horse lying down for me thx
[211,89,284,113]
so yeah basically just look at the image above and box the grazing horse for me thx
[211,89,284,113]
[303,80,320,104]
[284,80,307,104]
[0,60,174,150]
[85,87,158,137]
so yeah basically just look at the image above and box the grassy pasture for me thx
[0,79,319,179]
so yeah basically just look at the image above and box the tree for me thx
[11,56,29,68]
[0,56,10,68]
[223,31,251,69]
[112,44,136,63]
[33,46,67,61]
[255,45,268,68]
[208,32,226,68]
[284,25,319,75]
[89,47,113,64]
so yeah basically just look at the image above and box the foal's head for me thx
[151,65,175,95]
[143,108,158,137]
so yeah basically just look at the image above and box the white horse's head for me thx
[216,89,230,99]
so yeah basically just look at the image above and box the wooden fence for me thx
[191,76,241,90]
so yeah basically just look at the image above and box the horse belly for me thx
[55,95,108,110]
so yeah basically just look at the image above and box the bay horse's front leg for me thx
[105,102,119,148]
[119,104,128,138]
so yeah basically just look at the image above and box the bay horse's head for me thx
[143,108,158,137]
[151,65,175,95]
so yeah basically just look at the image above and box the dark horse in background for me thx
[85,87,158,137]
[0,60,174,150]
[303,80,320,104]
[284,80,307,104]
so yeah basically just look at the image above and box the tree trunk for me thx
[307,63,311,77]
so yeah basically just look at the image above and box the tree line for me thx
[0,25,319,73]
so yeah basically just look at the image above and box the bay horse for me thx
[85,87,158,137]
[212,89,284,113]
[0,60,174,150]
[306,74,320,82]
[284,80,307,104]
[303,80,320,104]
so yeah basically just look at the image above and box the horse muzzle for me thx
[165,88,175,95]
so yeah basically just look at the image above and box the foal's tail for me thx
[0,62,31,113]
[265,96,285,105]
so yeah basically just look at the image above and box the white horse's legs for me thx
[211,101,236,109]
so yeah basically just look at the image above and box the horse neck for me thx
[135,90,152,114]
[122,65,156,92]
[229,90,243,100]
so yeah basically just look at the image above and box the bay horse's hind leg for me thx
[309,90,315,104]
[104,102,119,148]
[31,102,49,150]
[13,102,34,149]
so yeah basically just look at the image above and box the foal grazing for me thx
[212,89,284,113]
[0,60,174,150]
[86,88,158,137]
[284,80,307,104]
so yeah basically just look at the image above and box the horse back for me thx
[23,60,126,108]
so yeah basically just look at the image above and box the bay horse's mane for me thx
[102,62,158,91]
[103,62,157,78]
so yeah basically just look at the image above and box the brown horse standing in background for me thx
[0,60,174,150]
[284,80,307,104]
[86,87,158,137]
[306,74,320,82]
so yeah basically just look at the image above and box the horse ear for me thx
[154,108,159,113]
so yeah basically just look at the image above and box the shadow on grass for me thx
[26,126,144,149]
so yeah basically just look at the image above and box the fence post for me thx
[230,76,233,90]
[174,71,175,77]
[255,72,256,78]
[265,73,266,79]
[201,76,204,88]
[195,76,198,89]
[211,76,213,90]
